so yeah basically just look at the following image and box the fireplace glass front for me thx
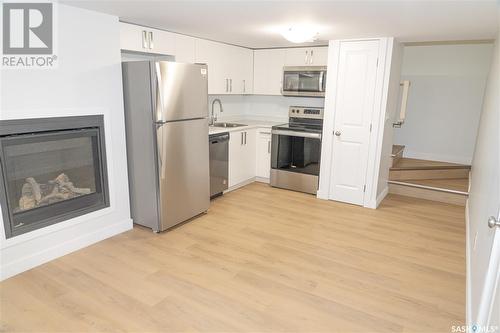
[0,117,109,238]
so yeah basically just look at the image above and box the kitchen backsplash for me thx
[208,95,325,122]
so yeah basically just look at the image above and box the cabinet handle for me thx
[241,132,243,145]
[243,79,246,93]
[230,79,232,92]
[142,30,148,49]
[310,49,314,64]
[244,132,247,145]
[226,79,228,92]
[268,140,271,153]
[305,50,309,64]
[148,31,154,49]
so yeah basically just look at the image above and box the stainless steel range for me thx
[270,106,324,194]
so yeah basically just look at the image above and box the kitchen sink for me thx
[211,122,246,128]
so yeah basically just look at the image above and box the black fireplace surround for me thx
[0,116,109,238]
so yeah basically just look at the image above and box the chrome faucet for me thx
[210,98,223,126]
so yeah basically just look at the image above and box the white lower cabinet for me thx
[256,129,271,180]
[228,129,256,187]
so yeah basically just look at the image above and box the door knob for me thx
[488,216,500,228]
[334,131,342,136]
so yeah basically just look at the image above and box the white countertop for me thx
[208,118,285,135]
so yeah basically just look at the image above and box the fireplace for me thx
[0,116,109,238]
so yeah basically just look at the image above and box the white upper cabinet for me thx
[230,46,254,94]
[150,28,176,56]
[253,49,286,95]
[174,34,196,63]
[119,22,175,56]
[120,23,328,95]
[195,39,228,94]
[195,39,253,95]
[120,22,148,53]
[284,47,329,66]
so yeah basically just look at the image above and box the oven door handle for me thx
[271,129,321,139]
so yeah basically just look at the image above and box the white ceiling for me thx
[62,1,499,49]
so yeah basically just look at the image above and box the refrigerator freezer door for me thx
[122,61,160,231]
[155,62,208,122]
[156,118,210,230]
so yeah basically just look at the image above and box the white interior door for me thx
[476,220,500,327]
[329,40,379,205]
[468,38,500,328]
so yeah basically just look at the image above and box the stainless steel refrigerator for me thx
[122,61,210,232]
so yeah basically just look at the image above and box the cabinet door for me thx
[150,28,176,56]
[120,23,176,55]
[256,130,271,179]
[174,35,196,63]
[284,47,310,66]
[309,47,329,66]
[284,47,328,66]
[242,129,256,180]
[229,129,256,187]
[253,49,286,95]
[230,47,253,94]
[195,39,230,94]
[120,22,149,52]
[242,49,254,94]
[229,130,245,187]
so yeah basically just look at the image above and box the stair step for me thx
[391,158,471,171]
[390,168,470,180]
[388,179,468,206]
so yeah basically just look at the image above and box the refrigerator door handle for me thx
[157,125,167,179]
[155,62,166,122]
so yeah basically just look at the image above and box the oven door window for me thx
[283,71,323,92]
[271,134,321,175]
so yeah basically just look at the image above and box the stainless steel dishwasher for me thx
[209,133,229,198]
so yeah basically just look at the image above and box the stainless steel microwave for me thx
[282,66,327,97]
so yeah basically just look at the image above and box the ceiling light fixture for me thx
[281,25,319,43]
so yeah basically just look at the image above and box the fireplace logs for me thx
[15,173,92,213]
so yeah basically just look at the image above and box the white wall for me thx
[467,36,499,325]
[208,95,325,122]
[393,43,493,164]
[0,5,132,280]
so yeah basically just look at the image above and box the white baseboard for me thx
[316,189,329,200]
[0,218,132,281]
[255,177,269,183]
[376,186,389,207]
[364,186,389,209]
[224,178,256,193]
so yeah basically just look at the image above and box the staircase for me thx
[388,146,471,206]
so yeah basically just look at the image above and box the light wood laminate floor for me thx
[0,183,465,332]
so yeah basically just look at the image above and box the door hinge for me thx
[369,124,372,132]
[376,58,379,67]
[363,185,366,192]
